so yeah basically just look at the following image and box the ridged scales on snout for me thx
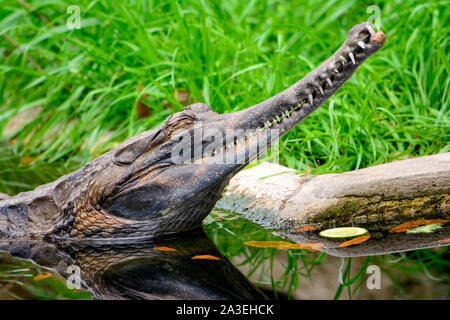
[0,22,385,241]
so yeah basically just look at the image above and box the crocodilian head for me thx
[54,22,385,240]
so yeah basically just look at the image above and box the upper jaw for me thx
[163,23,385,166]
[229,22,385,141]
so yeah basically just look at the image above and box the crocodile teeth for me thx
[366,25,375,35]
[327,78,332,87]
[349,52,355,65]
[319,86,324,95]
[334,68,339,74]
[284,111,290,118]
[357,41,366,49]
[308,94,313,105]
[339,55,347,63]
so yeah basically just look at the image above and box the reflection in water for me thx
[0,229,267,300]
[278,220,450,257]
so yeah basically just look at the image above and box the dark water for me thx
[0,153,448,299]
[0,209,448,300]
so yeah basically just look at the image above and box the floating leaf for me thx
[154,246,177,252]
[295,224,322,232]
[191,255,221,261]
[33,272,52,281]
[244,240,322,251]
[389,219,449,233]
[437,237,450,243]
[319,227,368,238]
[338,235,371,248]
[406,223,443,234]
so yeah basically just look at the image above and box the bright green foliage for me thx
[0,0,448,175]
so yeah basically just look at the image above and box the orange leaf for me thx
[338,235,371,248]
[389,219,450,233]
[438,237,450,243]
[191,255,221,261]
[33,272,53,281]
[154,246,177,252]
[295,224,322,232]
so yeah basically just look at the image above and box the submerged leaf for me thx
[286,242,323,251]
[244,240,322,251]
[191,255,221,261]
[389,219,449,233]
[338,235,371,248]
[154,246,177,252]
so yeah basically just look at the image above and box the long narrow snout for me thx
[233,22,386,140]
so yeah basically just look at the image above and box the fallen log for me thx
[217,153,450,230]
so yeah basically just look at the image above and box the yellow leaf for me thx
[244,240,294,249]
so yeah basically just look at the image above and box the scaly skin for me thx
[0,23,385,241]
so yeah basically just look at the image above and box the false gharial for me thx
[0,22,385,241]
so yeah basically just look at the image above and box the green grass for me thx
[0,0,448,174]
